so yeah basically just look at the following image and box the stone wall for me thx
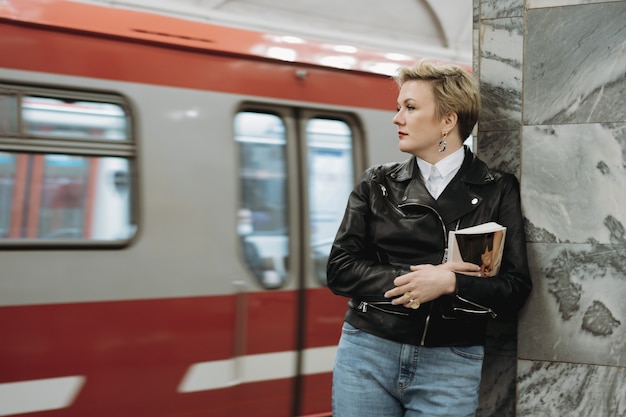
[473,1,626,416]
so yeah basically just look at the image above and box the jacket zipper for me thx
[397,198,447,346]
[454,295,498,318]
[419,304,433,345]
[379,184,406,217]
[379,182,449,256]
[357,301,409,316]
[379,182,449,346]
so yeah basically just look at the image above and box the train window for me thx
[0,94,19,135]
[306,118,354,284]
[0,85,136,245]
[0,152,14,236]
[0,152,134,240]
[22,96,128,140]
[235,112,288,288]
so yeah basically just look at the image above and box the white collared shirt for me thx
[416,147,465,199]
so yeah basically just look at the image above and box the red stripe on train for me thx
[0,288,346,416]
[0,23,395,110]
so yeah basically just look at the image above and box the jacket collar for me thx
[387,146,496,224]
[387,146,493,183]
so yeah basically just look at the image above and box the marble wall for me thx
[473,0,626,416]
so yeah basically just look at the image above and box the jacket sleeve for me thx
[453,173,532,317]
[326,168,406,300]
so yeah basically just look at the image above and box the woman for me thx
[327,60,532,417]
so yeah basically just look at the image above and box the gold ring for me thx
[403,292,412,301]
[410,300,420,309]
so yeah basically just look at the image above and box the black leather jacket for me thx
[327,147,532,347]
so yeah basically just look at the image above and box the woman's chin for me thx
[397,142,411,154]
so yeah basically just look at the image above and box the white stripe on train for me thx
[0,376,85,416]
[178,345,337,392]
[0,346,337,415]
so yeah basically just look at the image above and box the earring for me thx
[437,131,447,153]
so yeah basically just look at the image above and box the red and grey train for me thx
[0,1,468,416]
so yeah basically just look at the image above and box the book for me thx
[446,222,506,277]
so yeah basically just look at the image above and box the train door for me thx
[231,105,362,416]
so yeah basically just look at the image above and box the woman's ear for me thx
[442,112,458,131]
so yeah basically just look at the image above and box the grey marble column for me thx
[474,0,626,416]
[474,1,524,416]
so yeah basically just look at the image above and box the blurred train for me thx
[0,1,469,416]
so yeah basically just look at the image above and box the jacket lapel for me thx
[387,157,437,206]
[437,147,496,224]
[436,180,481,224]
[388,147,496,225]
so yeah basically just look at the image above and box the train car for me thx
[0,1,469,416]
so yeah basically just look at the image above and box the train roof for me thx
[0,0,471,76]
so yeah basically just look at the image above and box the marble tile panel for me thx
[521,123,626,244]
[474,0,479,27]
[480,0,523,18]
[517,360,626,416]
[527,0,623,8]
[524,3,626,125]
[477,129,521,178]
[476,354,517,417]
[519,242,626,366]
[473,27,479,78]
[479,18,523,131]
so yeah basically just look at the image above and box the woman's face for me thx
[393,80,445,159]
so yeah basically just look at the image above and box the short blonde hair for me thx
[393,60,479,140]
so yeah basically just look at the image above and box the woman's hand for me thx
[438,261,483,276]
[383,262,480,309]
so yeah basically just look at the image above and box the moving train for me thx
[0,1,469,416]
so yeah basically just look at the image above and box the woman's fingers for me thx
[430,262,481,276]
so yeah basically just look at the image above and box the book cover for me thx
[447,222,506,277]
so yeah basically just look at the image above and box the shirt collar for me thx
[416,146,465,180]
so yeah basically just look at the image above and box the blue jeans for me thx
[333,322,483,417]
